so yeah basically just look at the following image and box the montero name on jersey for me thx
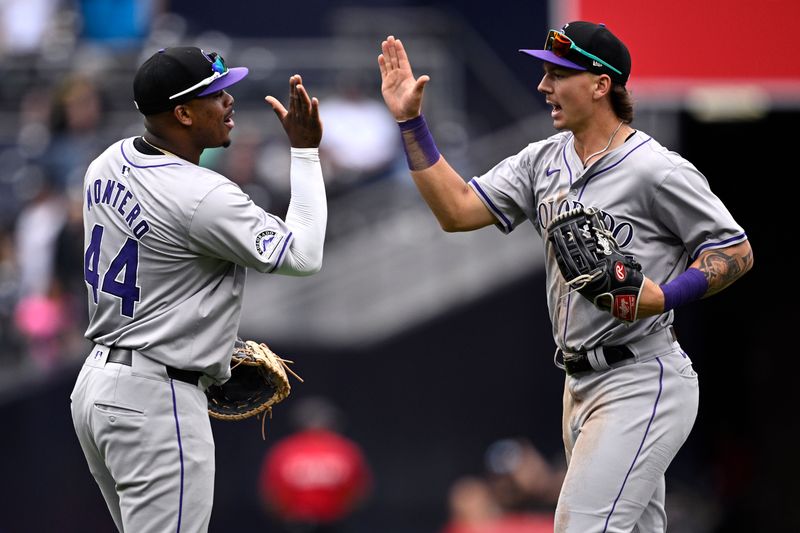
[85,169,151,240]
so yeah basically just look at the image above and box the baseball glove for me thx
[206,338,302,437]
[547,207,644,323]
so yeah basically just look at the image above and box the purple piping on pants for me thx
[170,380,185,533]
[602,357,664,532]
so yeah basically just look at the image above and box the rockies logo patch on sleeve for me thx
[255,230,282,259]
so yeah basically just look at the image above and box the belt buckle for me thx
[560,350,588,375]
[560,346,621,375]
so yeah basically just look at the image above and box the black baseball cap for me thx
[520,21,631,85]
[133,46,249,115]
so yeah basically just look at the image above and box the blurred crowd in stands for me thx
[1,4,768,532]
[440,437,564,533]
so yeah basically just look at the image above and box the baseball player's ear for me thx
[592,74,612,100]
[173,105,193,126]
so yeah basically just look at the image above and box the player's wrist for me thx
[397,113,441,171]
[659,268,708,312]
[635,277,664,318]
[397,114,422,125]
[290,147,320,160]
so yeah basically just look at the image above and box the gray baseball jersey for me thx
[82,137,294,383]
[469,129,747,352]
[469,128,746,531]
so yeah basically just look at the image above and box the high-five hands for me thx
[265,74,322,148]
[378,36,430,122]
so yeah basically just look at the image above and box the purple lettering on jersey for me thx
[118,191,133,215]
[102,180,116,204]
[125,203,141,225]
[133,220,150,239]
[87,176,152,241]
[112,182,126,207]
[93,179,103,204]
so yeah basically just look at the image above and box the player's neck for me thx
[573,118,632,167]
[141,134,199,164]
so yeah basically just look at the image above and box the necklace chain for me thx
[141,136,178,158]
[582,120,624,167]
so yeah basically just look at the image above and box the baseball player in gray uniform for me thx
[379,22,753,532]
[70,47,326,532]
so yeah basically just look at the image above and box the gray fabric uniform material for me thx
[469,129,745,532]
[82,137,295,384]
[72,137,326,533]
[469,130,746,352]
[559,347,698,532]
[71,346,214,533]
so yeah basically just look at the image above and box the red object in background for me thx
[552,0,800,101]
[260,428,372,523]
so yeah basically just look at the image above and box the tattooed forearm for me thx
[697,244,753,296]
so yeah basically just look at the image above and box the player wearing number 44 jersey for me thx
[379,21,753,533]
[70,47,326,532]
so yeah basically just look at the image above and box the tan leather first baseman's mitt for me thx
[206,338,301,425]
[547,207,644,323]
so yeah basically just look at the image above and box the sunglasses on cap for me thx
[169,52,229,100]
[545,29,622,76]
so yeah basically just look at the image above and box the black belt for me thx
[562,345,635,376]
[107,349,202,387]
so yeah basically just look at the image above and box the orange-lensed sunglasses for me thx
[545,29,622,76]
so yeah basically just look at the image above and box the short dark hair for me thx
[610,84,634,123]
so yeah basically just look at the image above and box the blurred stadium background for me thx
[0,0,793,531]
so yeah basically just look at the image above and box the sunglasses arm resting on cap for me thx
[546,29,622,76]
[169,53,229,100]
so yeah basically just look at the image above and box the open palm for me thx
[378,36,430,122]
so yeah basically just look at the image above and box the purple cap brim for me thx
[198,66,249,96]
[519,49,586,71]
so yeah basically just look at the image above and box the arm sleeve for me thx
[273,148,327,276]
[187,149,326,275]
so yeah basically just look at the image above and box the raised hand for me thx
[265,74,322,148]
[378,36,430,122]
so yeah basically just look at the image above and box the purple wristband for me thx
[398,114,441,171]
[660,267,708,312]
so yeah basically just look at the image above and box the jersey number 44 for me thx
[84,223,141,318]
